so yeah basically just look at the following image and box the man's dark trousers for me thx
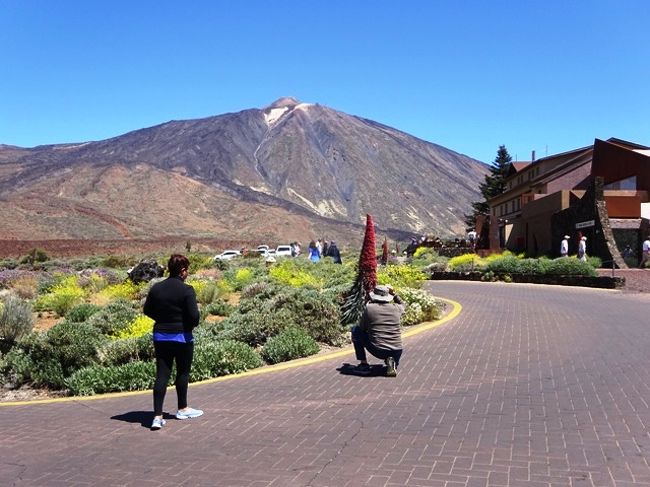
[351,326,402,366]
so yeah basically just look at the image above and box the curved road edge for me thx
[0,295,462,408]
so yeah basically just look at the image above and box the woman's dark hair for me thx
[168,254,190,277]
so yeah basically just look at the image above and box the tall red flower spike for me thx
[340,214,377,325]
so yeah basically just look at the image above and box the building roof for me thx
[606,137,650,151]
[512,162,531,172]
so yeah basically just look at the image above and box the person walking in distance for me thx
[351,285,405,377]
[578,236,587,262]
[327,240,342,264]
[641,236,650,268]
[560,235,570,257]
[144,254,203,430]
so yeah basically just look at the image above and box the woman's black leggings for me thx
[153,341,194,415]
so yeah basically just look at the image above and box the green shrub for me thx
[188,253,215,273]
[20,248,49,265]
[485,255,521,275]
[587,256,602,268]
[223,285,342,346]
[1,332,65,388]
[86,299,139,337]
[543,257,597,276]
[101,255,138,269]
[99,333,154,366]
[46,321,107,376]
[220,308,293,347]
[0,295,34,344]
[65,303,102,322]
[205,299,235,317]
[277,288,342,345]
[190,339,263,381]
[240,281,271,300]
[261,327,320,364]
[66,361,157,396]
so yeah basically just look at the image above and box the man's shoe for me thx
[355,363,371,373]
[385,357,397,377]
[176,407,204,420]
[151,418,166,430]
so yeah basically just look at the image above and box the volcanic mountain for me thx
[0,97,487,244]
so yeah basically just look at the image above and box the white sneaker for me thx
[151,418,166,429]
[176,407,204,420]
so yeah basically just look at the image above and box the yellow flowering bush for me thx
[269,260,321,288]
[188,279,219,304]
[97,280,141,301]
[377,264,427,289]
[34,275,86,316]
[115,315,154,340]
[447,253,485,272]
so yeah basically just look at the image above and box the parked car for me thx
[256,248,270,257]
[213,250,241,261]
[256,245,270,252]
[275,245,293,257]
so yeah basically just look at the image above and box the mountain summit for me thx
[0,99,487,242]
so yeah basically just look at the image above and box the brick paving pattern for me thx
[1,281,650,486]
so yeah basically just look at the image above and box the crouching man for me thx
[351,285,405,377]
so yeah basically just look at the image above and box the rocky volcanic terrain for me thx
[0,97,487,249]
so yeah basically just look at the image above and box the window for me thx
[604,175,636,190]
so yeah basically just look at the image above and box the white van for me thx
[275,245,293,257]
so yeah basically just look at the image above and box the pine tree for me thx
[340,214,377,325]
[465,145,512,229]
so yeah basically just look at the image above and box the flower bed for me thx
[429,271,625,289]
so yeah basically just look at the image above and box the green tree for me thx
[465,145,512,229]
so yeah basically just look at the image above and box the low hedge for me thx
[66,361,157,396]
[261,327,319,364]
[191,339,263,381]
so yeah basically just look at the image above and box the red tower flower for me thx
[340,214,377,325]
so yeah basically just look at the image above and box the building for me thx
[486,138,650,267]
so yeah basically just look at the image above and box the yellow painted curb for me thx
[0,296,461,408]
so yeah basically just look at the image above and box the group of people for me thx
[306,239,342,264]
[560,234,588,261]
[562,234,650,268]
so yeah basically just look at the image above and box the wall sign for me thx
[576,220,595,229]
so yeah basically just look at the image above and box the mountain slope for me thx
[0,98,487,241]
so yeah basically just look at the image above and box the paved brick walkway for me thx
[597,269,650,293]
[1,282,650,486]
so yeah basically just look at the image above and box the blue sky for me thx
[1,0,649,163]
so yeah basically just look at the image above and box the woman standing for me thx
[144,254,203,430]
[307,240,320,262]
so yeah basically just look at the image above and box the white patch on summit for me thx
[264,107,288,126]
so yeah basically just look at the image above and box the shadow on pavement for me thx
[337,363,388,377]
[111,410,170,428]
